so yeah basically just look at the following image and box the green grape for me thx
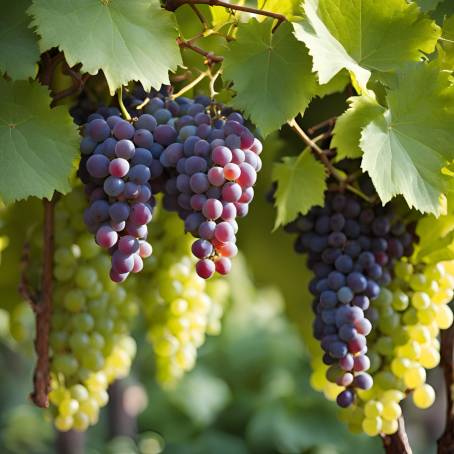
[412,384,436,409]
[139,206,230,387]
[45,187,138,432]
[310,242,454,438]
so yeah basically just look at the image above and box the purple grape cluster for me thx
[78,93,262,282]
[285,192,415,407]
[79,114,161,282]
[157,97,262,279]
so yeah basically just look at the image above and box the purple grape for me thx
[109,158,129,178]
[130,203,152,225]
[118,235,140,255]
[104,176,125,197]
[113,120,135,140]
[128,164,151,185]
[112,251,134,274]
[336,390,354,408]
[202,199,223,220]
[199,220,216,240]
[190,173,210,194]
[154,124,177,146]
[87,118,110,142]
[115,139,135,159]
[96,225,118,248]
[191,239,213,259]
[87,154,110,178]
[133,129,154,149]
[135,114,157,132]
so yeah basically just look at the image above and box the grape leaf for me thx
[415,0,443,12]
[223,19,316,136]
[415,215,454,263]
[256,0,302,21]
[0,80,79,204]
[360,62,454,215]
[28,0,181,95]
[293,0,440,90]
[272,150,326,229]
[332,95,385,161]
[0,0,40,80]
[313,70,349,99]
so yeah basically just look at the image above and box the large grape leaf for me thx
[0,0,40,80]
[223,19,316,136]
[360,62,454,216]
[332,95,385,161]
[28,0,181,95]
[272,150,326,229]
[0,80,79,204]
[293,0,440,90]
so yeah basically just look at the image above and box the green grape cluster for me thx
[140,207,230,386]
[48,188,138,431]
[349,259,454,436]
[309,256,454,437]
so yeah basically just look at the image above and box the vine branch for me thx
[165,0,286,27]
[29,197,56,408]
[288,119,345,183]
[381,417,413,454]
[438,322,454,454]
[289,119,377,204]
[171,70,209,99]
[177,36,224,64]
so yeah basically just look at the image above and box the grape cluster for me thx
[156,97,262,279]
[78,92,262,282]
[343,258,454,436]
[285,192,415,408]
[49,188,138,431]
[79,113,159,282]
[139,208,230,386]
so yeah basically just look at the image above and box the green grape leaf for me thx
[360,62,454,216]
[332,95,385,161]
[0,80,79,204]
[223,19,316,136]
[272,150,326,229]
[293,0,440,90]
[28,0,181,95]
[256,0,302,20]
[415,215,454,263]
[313,70,349,98]
[415,0,443,12]
[0,0,40,80]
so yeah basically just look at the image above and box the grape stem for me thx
[189,4,209,29]
[437,323,454,453]
[289,119,376,204]
[381,417,413,454]
[22,197,55,408]
[177,36,224,63]
[117,87,132,121]
[288,119,345,183]
[171,70,209,99]
[165,0,286,29]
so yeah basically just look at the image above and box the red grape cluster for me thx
[285,193,416,407]
[78,93,262,281]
